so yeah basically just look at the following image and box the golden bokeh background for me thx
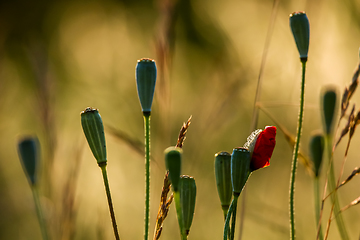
[1,0,360,239]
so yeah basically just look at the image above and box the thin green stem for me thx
[100,165,120,240]
[174,191,187,240]
[314,177,323,240]
[289,60,306,240]
[324,135,349,240]
[144,113,151,240]
[31,185,50,240]
[224,199,235,240]
[230,195,239,240]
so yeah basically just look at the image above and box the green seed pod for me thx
[214,151,232,211]
[321,87,338,135]
[309,133,324,177]
[165,147,182,192]
[179,175,196,236]
[136,58,157,114]
[81,107,107,166]
[231,147,251,196]
[18,136,40,186]
[290,12,310,62]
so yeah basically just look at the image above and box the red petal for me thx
[250,126,276,171]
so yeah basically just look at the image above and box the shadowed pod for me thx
[18,136,49,240]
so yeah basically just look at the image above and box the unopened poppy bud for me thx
[18,136,40,186]
[136,58,157,114]
[244,126,276,171]
[231,147,251,196]
[290,12,310,62]
[321,87,338,135]
[81,107,107,166]
[214,151,232,211]
[165,147,182,192]
[179,175,196,236]
[309,133,324,177]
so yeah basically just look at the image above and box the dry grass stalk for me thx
[153,172,174,240]
[176,116,192,148]
[337,167,360,188]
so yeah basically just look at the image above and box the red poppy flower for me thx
[244,126,276,171]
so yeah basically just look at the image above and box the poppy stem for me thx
[314,176,323,240]
[174,191,187,240]
[289,60,307,240]
[324,134,349,240]
[230,195,239,240]
[31,185,50,240]
[100,165,120,240]
[143,113,151,240]
[223,198,235,240]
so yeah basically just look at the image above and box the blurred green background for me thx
[1,0,360,239]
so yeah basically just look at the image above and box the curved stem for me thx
[314,177,323,240]
[31,186,50,240]
[100,165,120,240]
[224,199,235,240]
[144,113,151,240]
[230,195,239,240]
[289,60,306,240]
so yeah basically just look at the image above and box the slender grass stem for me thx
[324,135,349,240]
[31,186,49,240]
[314,177,323,240]
[100,165,120,240]
[174,191,186,240]
[144,113,151,240]
[289,60,306,240]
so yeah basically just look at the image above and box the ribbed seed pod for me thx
[290,12,310,62]
[164,147,182,192]
[231,147,251,195]
[136,58,157,114]
[81,107,107,166]
[214,151,232,210]
[179,175,196,236]
[321,87,338,135]
[18,136,40,186]
[309,133,324,177]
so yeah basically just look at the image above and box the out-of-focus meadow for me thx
[1,0,360,239]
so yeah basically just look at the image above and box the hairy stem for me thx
[289,60,306,240]
[144,113,151,240]
[100,165,120,240]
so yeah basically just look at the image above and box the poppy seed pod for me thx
[290,12,310,62]
[231,147,251,196]
[136,58,157,114]
[165,147,182,192]
[214,151,232,210]
[321,87,338,135]
[179,175,196,236]
[309,133,324,177]
[81,107,107,166]
[18,136,40,186]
